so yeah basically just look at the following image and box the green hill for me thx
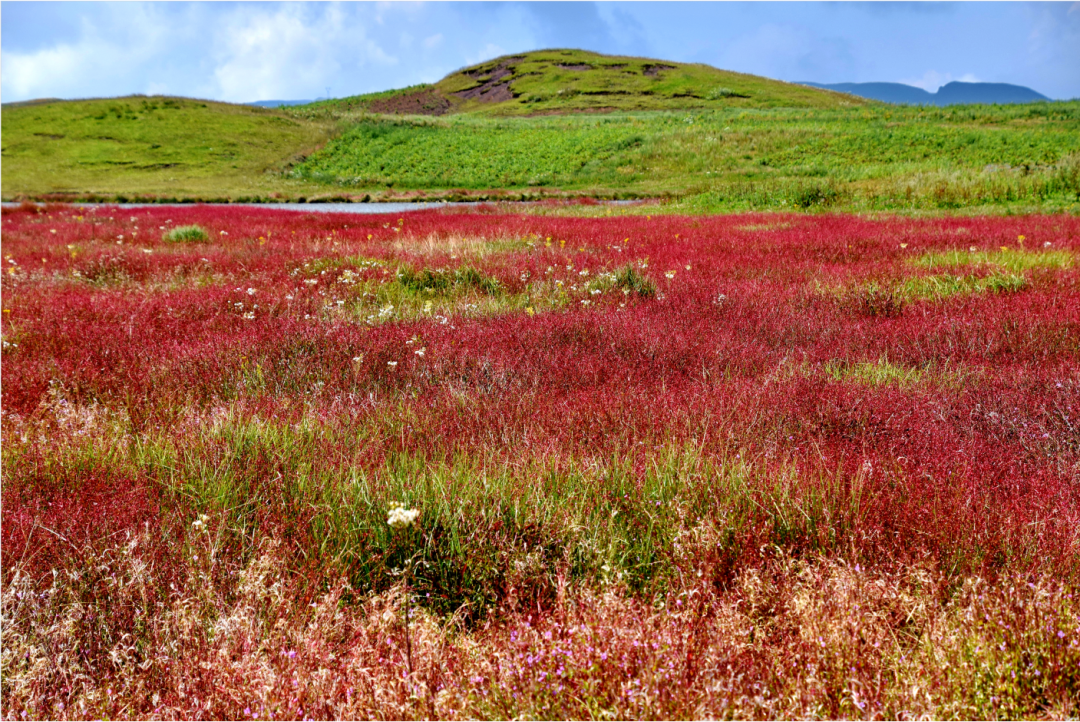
[301,48,867,116]
[2,50,1078,213]
[0,96,337,201]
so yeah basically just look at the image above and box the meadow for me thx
[0,97,337,202]
[2,202,1079,718]
[5,96,1079,214]
[290,103,1080,213]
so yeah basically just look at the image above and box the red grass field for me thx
[2,202,1079,718]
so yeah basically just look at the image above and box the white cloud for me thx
[1,5,171,101]
[464,43,507,67]
[208,5,397,101]
[716,24,855,82]
[423,33,443,50]
[2,44,85,99]
[899,70,980,93]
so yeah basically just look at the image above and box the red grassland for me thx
[2,202,1079,718]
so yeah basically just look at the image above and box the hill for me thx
[800,80,1050,106]
[2,51,1078,213]
[0,95,337,201]
[303,49,868,116]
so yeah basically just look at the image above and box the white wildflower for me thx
[387,502,420,529]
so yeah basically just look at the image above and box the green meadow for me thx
[291,103,1080,212]
[2,49,1079,212]
[0,96,337,201]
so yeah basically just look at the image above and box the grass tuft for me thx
[608,264,657,298]
[163,224,210,243]
[912,248,1074,272]
[395,264,503,297]
[901,272,1028,300]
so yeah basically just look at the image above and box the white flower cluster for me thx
[387,502,420,529]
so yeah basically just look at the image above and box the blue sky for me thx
[2,2,1078,103]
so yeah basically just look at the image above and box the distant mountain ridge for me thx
[799,80,1049,106]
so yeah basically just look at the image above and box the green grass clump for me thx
[394,265,502,296]
[901,272,1028,300]
[843,269,1030,314]
[912,248,1074,272]
[607,264,657,298]
[163,224,210,243]
[824,359,925,387]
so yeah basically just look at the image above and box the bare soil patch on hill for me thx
[455,58,523,103]
[643,63,675,76]
[368,88,450,116]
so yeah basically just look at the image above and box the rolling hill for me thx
[2,49,1078,212]
[0,95,338,201]
[301,49,867,117]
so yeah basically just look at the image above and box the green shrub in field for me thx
[610,265,656,298]
[163,224,210,243]
[395,265,502,296]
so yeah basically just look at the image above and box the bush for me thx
[163,224,209,243]
[611,265,656,298]
[791,183,841,209]
[395,265,502,296]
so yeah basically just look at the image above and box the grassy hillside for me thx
[2,51,1078,213]
[299,48,866,117]
[292,102,1080,212]
[1,96,337,201]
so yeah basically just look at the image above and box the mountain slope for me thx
[305,49,869,117]
[800,80,1050,106]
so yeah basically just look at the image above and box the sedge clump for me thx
[163,224,210,243]
[611,265,656,298]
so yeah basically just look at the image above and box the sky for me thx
[2,2,1079,104]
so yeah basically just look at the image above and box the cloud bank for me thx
[2,1,1076,103]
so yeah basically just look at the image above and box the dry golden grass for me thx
[4,523,1077,720]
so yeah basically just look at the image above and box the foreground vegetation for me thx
[3,204,1078,718]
